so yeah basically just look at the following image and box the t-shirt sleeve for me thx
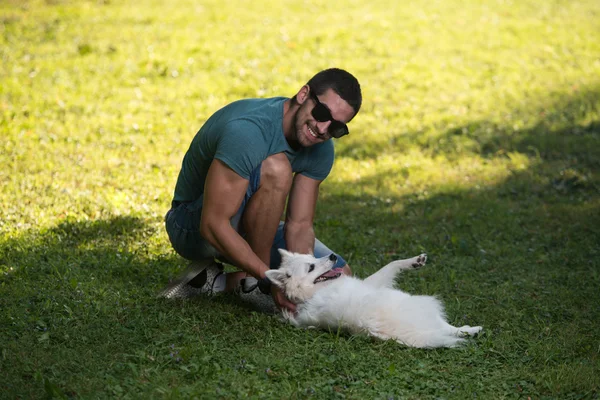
[214,119,268,180]
[297,140,335,181]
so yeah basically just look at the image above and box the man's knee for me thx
[260,153,293,193]
[341,264,352,276]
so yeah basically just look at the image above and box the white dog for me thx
[265,250,482,348]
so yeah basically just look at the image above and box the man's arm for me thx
[284,173,321,254]
[200,159,270,279]
[285,173,352,276]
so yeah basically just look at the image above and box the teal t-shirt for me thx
[172,97,334,204]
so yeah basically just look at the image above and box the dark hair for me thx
[306,68,362,118]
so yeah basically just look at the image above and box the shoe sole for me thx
[157,260,222,299]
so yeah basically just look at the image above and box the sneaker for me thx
[234,277,278,314]
[158,260,224,299]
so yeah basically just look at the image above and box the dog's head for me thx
[265,249,342,303]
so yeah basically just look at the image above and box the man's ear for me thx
[265,270,287,289]
[294,85,310,105]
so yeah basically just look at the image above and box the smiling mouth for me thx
[307,125,318,139]
[314,269,342,284]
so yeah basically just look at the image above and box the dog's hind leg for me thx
[363,254,427,288]
[441,322,483,337]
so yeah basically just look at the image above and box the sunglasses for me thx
[308,88,349,138]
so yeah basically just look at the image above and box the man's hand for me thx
[271,285,296,313]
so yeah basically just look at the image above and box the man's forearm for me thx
[201,221,270,279]
[283,221,315,255]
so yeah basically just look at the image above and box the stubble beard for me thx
[292,113,311,149]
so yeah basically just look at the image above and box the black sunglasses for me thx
[308,88,349,138]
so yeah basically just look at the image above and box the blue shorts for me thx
[165,164,346,270]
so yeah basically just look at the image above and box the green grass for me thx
[1,0,599,398]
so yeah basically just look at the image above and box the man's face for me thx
[293,88,355,148]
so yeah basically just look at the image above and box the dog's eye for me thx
[308,264,315,272]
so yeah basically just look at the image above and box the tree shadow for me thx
[325,86,598,257]
[313,87,600,354]
[1,89,598,399]
[337,86,600,170]
[0,215,182,291]
[48,216,147,246]
[1,88,596,314]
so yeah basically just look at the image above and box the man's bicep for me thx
[202,159,249,224]
[286,174,321,225]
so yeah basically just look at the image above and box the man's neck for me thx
[282,98,301,150]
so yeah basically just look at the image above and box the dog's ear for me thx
[277,248,294,260]
[265,269,287,289]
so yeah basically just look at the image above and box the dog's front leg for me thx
[363,254,427,288]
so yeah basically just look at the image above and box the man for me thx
[160,68,362,312]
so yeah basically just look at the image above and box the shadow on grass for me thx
[319,85,599,335]
[0,87,597,308]
[313,101,600,398]
[49,216,147,245]
[0,215,181,291]
[1,92,598,398]
[338,86,600,168]
[326,86,599,259]
[313,89,600,371]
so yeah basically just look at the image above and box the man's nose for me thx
[315,120,331,135]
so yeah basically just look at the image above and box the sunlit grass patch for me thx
[332,150,534,199]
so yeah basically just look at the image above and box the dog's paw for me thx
[411,253,427,269]
[458,325,483,337]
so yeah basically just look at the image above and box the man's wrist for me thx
[257,277,272,294]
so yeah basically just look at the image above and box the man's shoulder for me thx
[220,97,287,122]
[209,98,289,179]
[200,97,286,143]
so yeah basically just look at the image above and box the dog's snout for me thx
[329,253,338,262]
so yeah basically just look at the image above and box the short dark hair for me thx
[306,68,362,118]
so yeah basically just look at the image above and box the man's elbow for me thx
[199,217,218,245]
[341,264,352,276]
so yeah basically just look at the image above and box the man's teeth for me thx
[308,126,317,138]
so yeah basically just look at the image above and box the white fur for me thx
[266,250,482,348]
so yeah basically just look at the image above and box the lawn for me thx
[1,0,599,398]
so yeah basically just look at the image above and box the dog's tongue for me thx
[320,269,340,278]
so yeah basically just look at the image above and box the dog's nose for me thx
[329,253,338,262]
